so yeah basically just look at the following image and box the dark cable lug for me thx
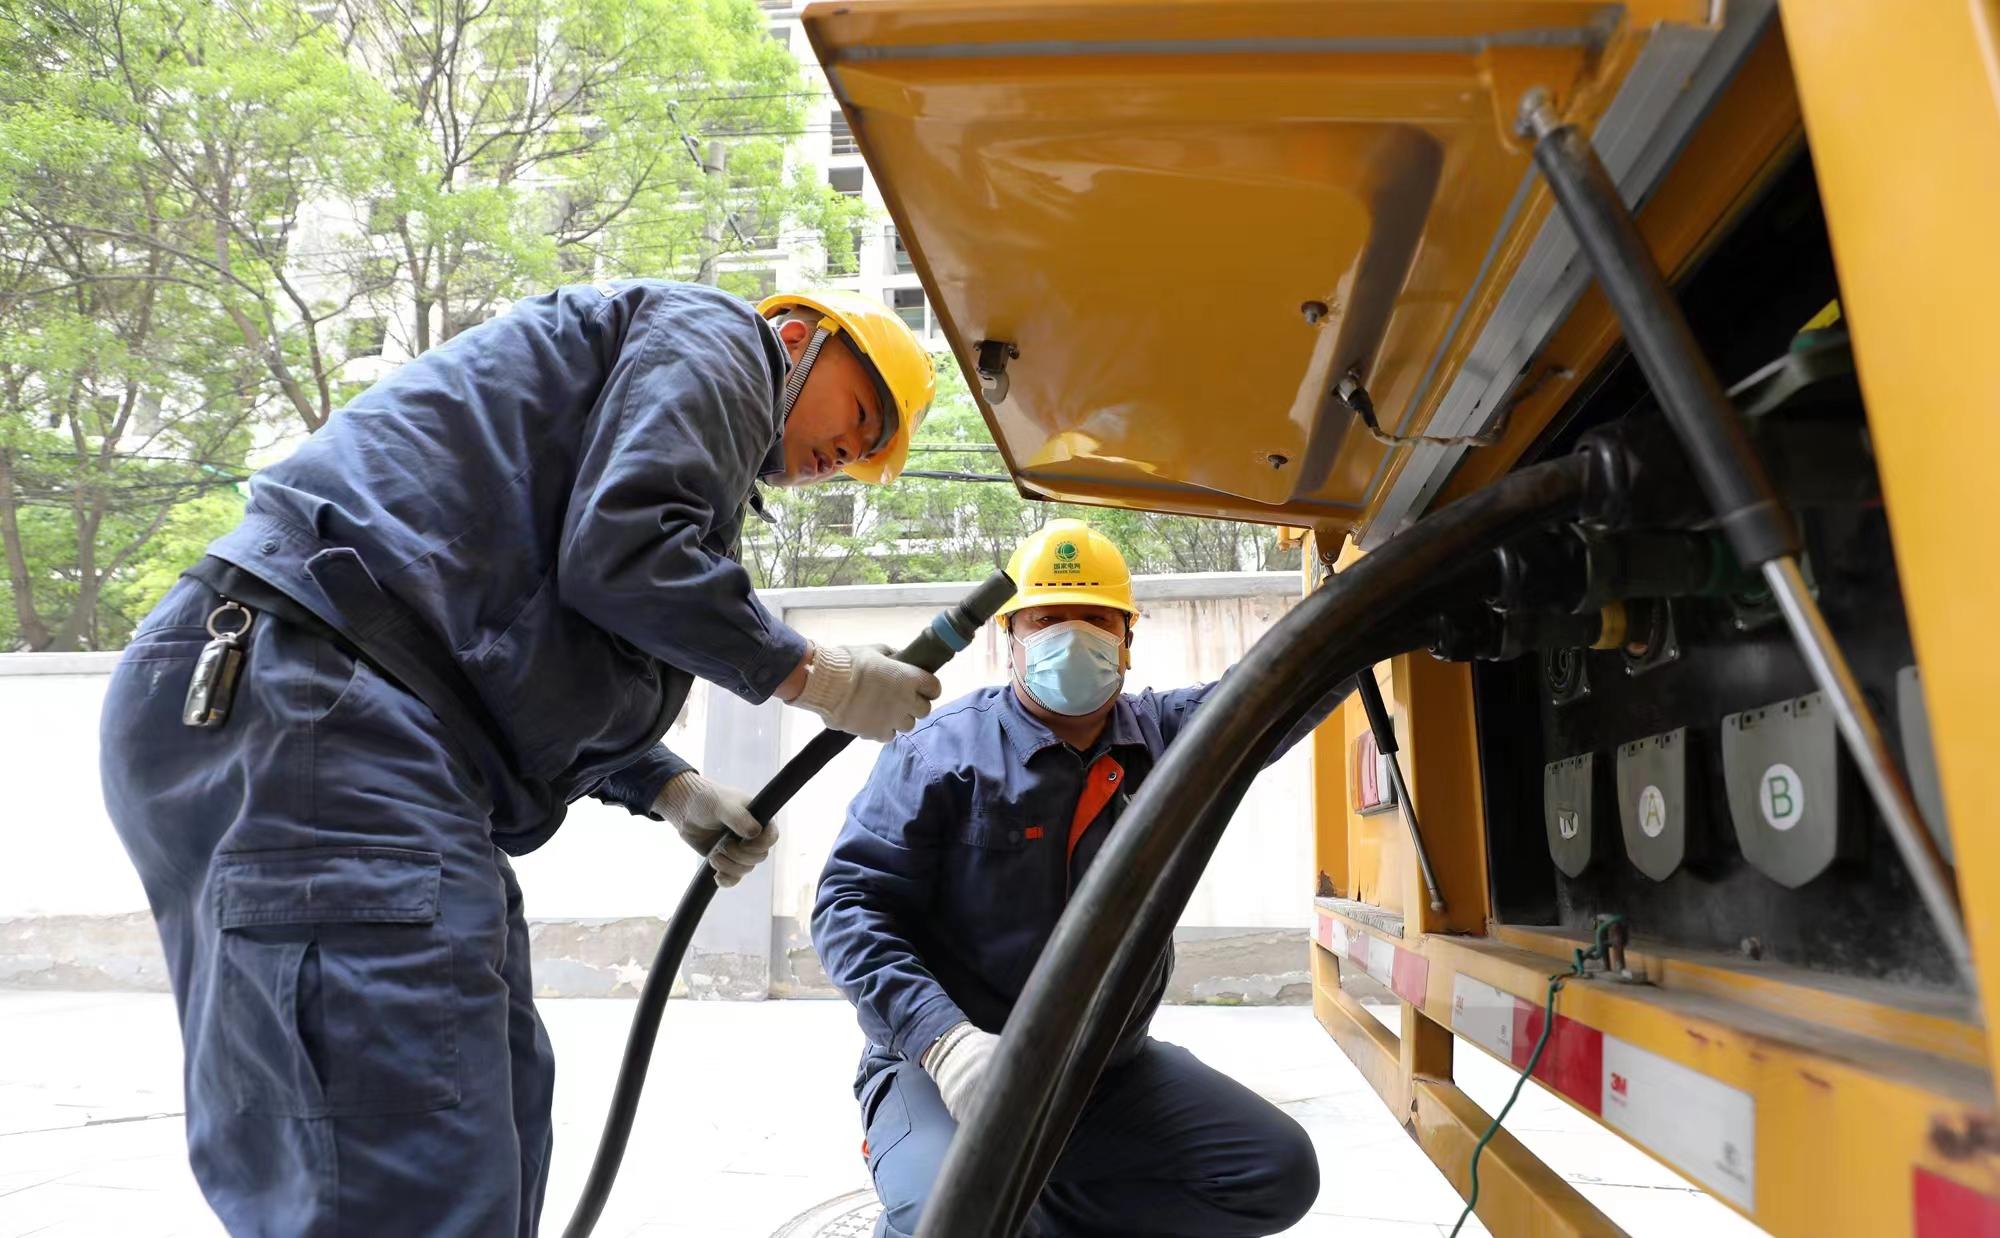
[1429,607,1604,663]
[1486,529,1585,613]
[1573,413,1709,531]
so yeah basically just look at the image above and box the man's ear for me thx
[775,317,810,355]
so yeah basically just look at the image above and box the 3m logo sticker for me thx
[1450,975,1516,1061]
[1052,540,1083,574]
[1601,1038,1755,1211]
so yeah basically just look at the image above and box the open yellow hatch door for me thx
[802,0,1782,541]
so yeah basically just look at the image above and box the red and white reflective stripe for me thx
[1450,973,1757,1212]
[1914,1168,2000,1237]
[1314,912,1429,1005]
[1313,914,1346,956]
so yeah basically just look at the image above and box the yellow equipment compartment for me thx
[804,1,2000,1235]
[804,0,1713,529]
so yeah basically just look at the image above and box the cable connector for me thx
[1339,371,1509,449]
[1448,913,1632,1237]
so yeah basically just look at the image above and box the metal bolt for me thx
[1516,86,1560,140]
[1301,301,1328,325]
[1266,453,1289,469]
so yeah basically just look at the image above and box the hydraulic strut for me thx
[1518,90,1973,990]
[1354,669,1445,912]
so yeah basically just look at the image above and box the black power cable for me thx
[917,455,1590,1237]
[993,624,1443,1234]
[561,570,1016,1238]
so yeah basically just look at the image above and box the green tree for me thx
[743,359,1300,588]
[0,0,860,646]
[3,0,413,436]
[339,0,864,351]
[0,285,256,649]
[0,4,271,648]
[739,483,881,589]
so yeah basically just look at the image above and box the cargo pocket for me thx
[862,1068,914,1170]
[213,846,459,1118]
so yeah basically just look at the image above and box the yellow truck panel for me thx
[806,0,2000,1232]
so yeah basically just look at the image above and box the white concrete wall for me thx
[0,574,1310,937]
[764,584,1313,934]
[0,657,140,917]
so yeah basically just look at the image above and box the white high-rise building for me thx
[725,1,946,353]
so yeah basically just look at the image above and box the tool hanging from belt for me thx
[178,552,542,818]
[181,601,254,728]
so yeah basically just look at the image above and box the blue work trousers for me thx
[863,1039,1319,1238]
[99,577,555,1236]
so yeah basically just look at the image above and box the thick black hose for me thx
[995,621,1450,1235]
[996,730,1292,1234]
[996,622,1441,1233]
[560,730,854,1238]
[564,571,1014,1238]
[918,457,1588,1237]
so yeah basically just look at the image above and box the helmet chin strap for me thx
[777,320,836,426]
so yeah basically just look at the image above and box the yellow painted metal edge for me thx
[1315,906,1998,1237]
[1491,922,1987,1069]
[1309,942,1407,1112]
[1777,0,2000,1071]
[1424,19,1807,515]
[1413,1080,1629,1238]
[1312,942,1628,1236]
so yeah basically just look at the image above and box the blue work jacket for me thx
[812,680,1336,1089]
[207,280,806,853]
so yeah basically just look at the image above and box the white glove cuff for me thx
[796,644,855,718]
[922,1021,975,1073]
[652,772,703,825]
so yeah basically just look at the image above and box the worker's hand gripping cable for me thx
[653,773,773,888]
[562,570,1016,1238]
[794,642,944,741]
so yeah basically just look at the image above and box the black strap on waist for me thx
[182,553,531,807]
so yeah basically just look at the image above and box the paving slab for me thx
[0,993,1764,1237]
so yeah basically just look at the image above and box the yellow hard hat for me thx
[997,519,1139,626]
[759,289,935,484]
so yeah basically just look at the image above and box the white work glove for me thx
[921,1021,1001,1123]
[793,643,942,742]
[651,772,776,888]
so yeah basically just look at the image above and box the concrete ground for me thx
[0,993,1766,1237]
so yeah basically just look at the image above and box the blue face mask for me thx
[1015,620,1126,716]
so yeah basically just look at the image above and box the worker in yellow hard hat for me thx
[758,289,935,484]
[813,519,1342,1238]
[101,278,936,1234]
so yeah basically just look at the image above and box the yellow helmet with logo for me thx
[759,289,936,484]
[997,519,1139,626]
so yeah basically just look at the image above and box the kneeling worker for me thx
[814,520,1337,1237]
